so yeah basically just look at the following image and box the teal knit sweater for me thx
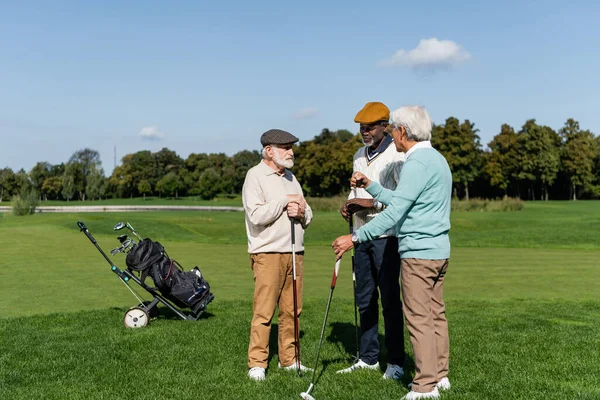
[356,146,452,259]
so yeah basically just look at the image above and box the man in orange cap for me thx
[337,102,407,380]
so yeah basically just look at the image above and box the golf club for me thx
[114,221,143,241]
[349,217,360,363]
[291,218,302,377]
[299,257,342,400]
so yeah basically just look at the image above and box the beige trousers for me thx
[248,253,303,369]
[401,258,449,393]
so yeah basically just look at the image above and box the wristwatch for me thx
[373,200,381,210]
[351,232,359,244]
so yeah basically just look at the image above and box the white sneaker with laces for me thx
[382,363,404,380]
[336,359,380,374]
[436,377,451,390]
[278,361,313,372]
[402,387,440,399]
[248,367,265,381]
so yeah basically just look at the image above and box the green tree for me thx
[61,170,75,201]
[29,162,51,200]
[68,148,102,200]
[14,169,31,196]
[156,172,183,198]
[518,120,560,200]
[559,119,596,200]
[0,168,16,202]
[109,154,134,198]
[155,148,183,177]
[137,179,152,200]
[86,167,106,200]
[431,118,483,199]
[197,168,222,199]
[41,176,63,200]
[131,150,158,196]
[232,150,262,192]
[482,124,519,198]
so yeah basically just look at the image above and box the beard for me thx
[362,137,373,146]
[273,150,294,169]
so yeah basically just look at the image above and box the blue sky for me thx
[1,0,599,175]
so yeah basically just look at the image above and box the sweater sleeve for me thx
[357,159,428,242]
[365,181,394,206]
[242,172,289,227]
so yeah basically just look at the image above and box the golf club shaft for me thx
[291,219,301,376]
[308,258,342,387]
[349,218,360,361]
[77,221,128,281]
[126,222,143,241]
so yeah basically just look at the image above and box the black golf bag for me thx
[125,238,214,314]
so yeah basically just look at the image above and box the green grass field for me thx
[1,202,600,399]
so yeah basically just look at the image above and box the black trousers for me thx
[354,236,405,366]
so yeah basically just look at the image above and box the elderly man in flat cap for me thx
[337,102,407,380]
[242,129,313,381]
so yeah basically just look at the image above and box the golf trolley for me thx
[77,221,214,328]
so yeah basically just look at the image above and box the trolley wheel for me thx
[123,307,149,328]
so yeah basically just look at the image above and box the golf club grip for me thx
[330,258,342,287]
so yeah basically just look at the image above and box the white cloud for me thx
[377,38,471,69]
[139,126,164,140]
[293,107,319,120]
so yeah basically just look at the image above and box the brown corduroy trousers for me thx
[401,258,450,393]
[248,253,303,369]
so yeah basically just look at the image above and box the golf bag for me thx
[125,238,213,313]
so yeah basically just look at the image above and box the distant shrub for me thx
[12,189,39,216]
[306,194,348,212]
[451,197,524,212]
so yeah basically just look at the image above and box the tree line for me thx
[1,117,598,202]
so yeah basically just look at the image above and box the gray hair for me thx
[390,106,433,141]
[261,144,278,159]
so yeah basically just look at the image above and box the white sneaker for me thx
[278,361,313,372]
[402,387,440,399]
[436,377,451,390]
[382,363,404,380]
[336,359,379,373]
[248,367,265,381]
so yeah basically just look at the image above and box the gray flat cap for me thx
[260,129,299,147]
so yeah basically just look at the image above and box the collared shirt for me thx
[405,140,432,159]
[242,160,313,254]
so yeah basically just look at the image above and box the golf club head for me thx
[117,234,128,243]
[300,384,315,400]
[123,240,135,252]
[114,222,126,231]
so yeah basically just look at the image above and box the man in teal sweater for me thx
[332,105,452,400]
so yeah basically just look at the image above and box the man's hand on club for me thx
[332,234,354,260]
[345,198,375,214]
[351,172,371,189]
[287,194,307,220]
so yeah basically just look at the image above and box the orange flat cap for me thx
[354,102,390,124]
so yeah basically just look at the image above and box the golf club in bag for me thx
[300,257,342,400]
[77,221,214,328]
[291,219,302,377]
